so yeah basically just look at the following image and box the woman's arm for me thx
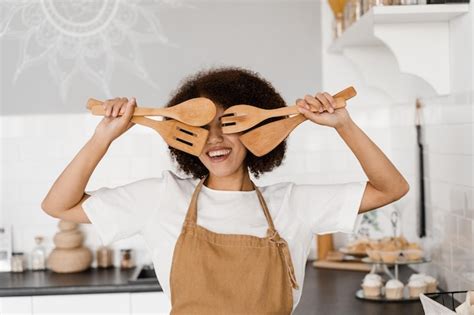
[335,119,409,213]
[41,135,111,222]
[41,97,137,222]
[296,92,409,214]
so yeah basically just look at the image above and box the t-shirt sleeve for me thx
[82,177,162,246]
[291,181,367,235]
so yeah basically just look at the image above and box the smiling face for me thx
[198,105,248,178]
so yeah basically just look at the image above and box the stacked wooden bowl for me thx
[47,220,92,273]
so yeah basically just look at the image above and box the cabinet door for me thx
[130,292,171,315]
[32,293,130,314]
[0,296,33,314]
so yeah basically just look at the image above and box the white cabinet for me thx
[130,291,171,315]
[1,291,169,314]
[0,296,32,314]
[32,293,130,314]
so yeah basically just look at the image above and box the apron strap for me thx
[267,229,300,290]
[184,177,207,225]
[255,184,299,290]
[252,182,277,232]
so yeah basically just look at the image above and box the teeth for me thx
[208,149,231,157]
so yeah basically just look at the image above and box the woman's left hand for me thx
[296,92,352,129]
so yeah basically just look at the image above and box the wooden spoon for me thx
[87,97,216,127]
[239,87,357,157]
[130,116,209,157]
[221,87,356,134]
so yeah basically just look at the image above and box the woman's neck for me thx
[205,168,254,191]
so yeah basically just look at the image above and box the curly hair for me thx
[165,66,287,179]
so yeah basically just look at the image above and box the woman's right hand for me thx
[93,97,137,143]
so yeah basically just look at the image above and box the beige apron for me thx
[169,177,299,315]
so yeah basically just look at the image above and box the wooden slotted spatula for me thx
[221,87,356,134]
[130,116,209,157]
[87,97,216,127]
[239,87,357,157]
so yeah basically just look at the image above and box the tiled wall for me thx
[392,92,474,292]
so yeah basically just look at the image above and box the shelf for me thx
[328,4,470,95]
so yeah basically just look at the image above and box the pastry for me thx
[380,250,400,264]
[403,249,423,261]
[364,273,382,283]
[409,273,426,282]
[385,279,404,300]
[423,275,438,293]
[361,278,382,297]
[366,249,381,262]
[406,242,421,250]
[408,279,427,297]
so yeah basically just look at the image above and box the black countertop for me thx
[295,262,424,315]
[0,262,424,314]
[0,266,161,296]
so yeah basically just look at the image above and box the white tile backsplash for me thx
[408,92,474,291]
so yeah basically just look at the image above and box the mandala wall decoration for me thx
[1,0,180,100]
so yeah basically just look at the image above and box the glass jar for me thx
[400,0,418,4]
[97,246,113,268]
[11,252,25,273]
[333,13,344,39]
[31,236,46,271]
[344,0,362,30]
[363,0,392,14]
[120,249,134,269]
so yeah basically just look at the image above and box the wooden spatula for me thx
[221,87,356,134]
[130,116,209,157]
[87,97,216,127]
[239,87,357,157]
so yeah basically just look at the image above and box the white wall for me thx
[1,0,324,268]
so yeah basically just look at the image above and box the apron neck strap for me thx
[184,176,206,224]
[184,176,277,232]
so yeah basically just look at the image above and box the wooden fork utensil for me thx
[87,97,216,127]
[239,87,357,157]
[130,116,209,157]
[221,87,356,134]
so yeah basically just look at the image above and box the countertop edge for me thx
[0,283,162,297]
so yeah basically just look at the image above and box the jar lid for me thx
[12,252,24,256]
[120,249,131,253]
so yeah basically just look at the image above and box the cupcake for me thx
[423,275,438,293]
[362,278,382,297]
[408,279,427,298]
[364,273,382,283]
[409,273,426,282]
[385,279,404,300]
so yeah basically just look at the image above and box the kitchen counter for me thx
[0,267,161,296]
[295,262,424,315]
[1,262,424,314]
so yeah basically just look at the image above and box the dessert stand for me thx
[354,211,436,302]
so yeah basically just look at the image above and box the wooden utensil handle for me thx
[269,86,356,118]
[86,98,166,117]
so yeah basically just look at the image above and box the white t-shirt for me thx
[83,170,366,312]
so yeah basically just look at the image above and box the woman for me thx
[42,67,409,314]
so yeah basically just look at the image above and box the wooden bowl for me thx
[47,247,92,273]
